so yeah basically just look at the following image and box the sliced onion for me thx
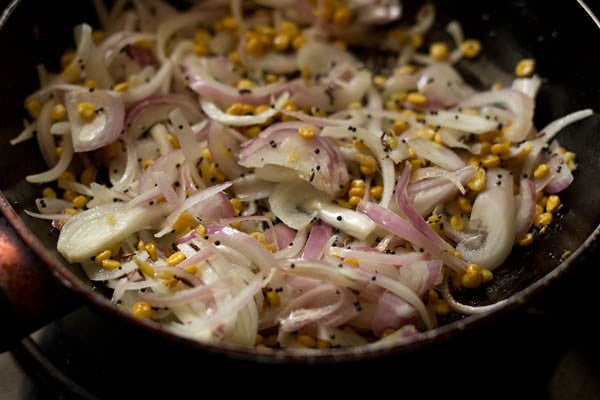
[65,89,125,152]
[240,123,349,196]
[302,221,333,261]
[511,75,542,99]
[196,192,236,220]
[514,178,536,239]
[342,267,434,330]
[417,63,474,108]
[384,69,418,96]
[357,164,467,273]
[456,168,516,270]
[35,197,72,214]
[24,210,70,222]
[328,246,428,270]
[270,180,376,240]
[408,165,476,216]
[409,3,436,35]
[50,121,71,135]
[154,181,232,237]
[276,284,357,332]
[66,23,113,88]
[268,180,321,230]
[171,278,261,344]
[109,137,139,192]
[125,93,203,139]
[140,277,232,308]
[273,227,308,259]
[407,138,465,170]
[152,171,180,206]
[424,109,498,133]
[99,31,156,66]
[200,92,288,127]
[321,125,406,206]
[184,54,283,106]
[10,119,37,145]
[371,292,416,335]
[156,10,226,62]
[290,69,372,113]
[521,109,593,179]
[138,148,186,193]
[36,100,59,167]
[459,89,534,142]
[207,225,278,276]
[354,0,402,25]
[80,254,143,281]
[231,174,275,201]
[26,135,74,184]
[543,151,573,194]
[207,122,248,180]
[264,223,297,252]
[297,41,359,77]
[537,108,593,144]
[57,202,170,262]
[116,61,173,104]
[168,108,205,187]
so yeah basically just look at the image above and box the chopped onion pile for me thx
[14,0,593,350]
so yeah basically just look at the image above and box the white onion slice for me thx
[511,75,542,99]
[57,202,170,262]
[276,285,357,332]
[417,63,474,108]
[116,61,173,104]
[459,89,534,142]
[269,180,376,240]
[154,182,232,238]
[65,89,125,152]
[321,125,407,207]
[125,94,203,139]
[168,108,204,187]
[456,168,516,270]
[407,138,465,171]
[514,178,536,239]
[424,110,498,133]
[268,181,320,230]
[207,225,278,276]
[240,122,349,196]
[140,277,232,308]
[26,135,74,183]
[200,92,288,127]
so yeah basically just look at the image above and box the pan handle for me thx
[0,212,78,353]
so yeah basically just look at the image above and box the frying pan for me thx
[1,0,600,385]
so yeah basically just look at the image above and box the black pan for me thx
[1,0,600,391]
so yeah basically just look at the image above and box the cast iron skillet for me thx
[1,0,599,368]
